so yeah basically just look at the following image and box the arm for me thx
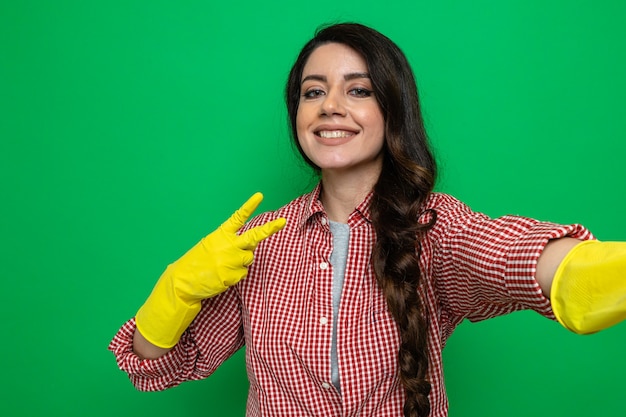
[133,328,171,360]
[133,193,285,353]
[109,287,247,391]
[535,237,582,296]
[428,193,593,323]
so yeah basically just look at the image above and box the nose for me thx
[320,89,346,116]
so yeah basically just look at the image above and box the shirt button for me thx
[321,382,332,390]
[321,217,327,225]
[319,317,328,325]
[320,262,329,270]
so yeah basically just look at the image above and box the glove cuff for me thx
[135,269,202,349]
[551,240,626,334]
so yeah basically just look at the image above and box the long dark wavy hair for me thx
[285,23,438,417]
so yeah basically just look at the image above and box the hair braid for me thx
[371,149,436,417]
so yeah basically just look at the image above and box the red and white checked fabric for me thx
[109,184,593,416]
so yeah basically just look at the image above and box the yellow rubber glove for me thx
[135,192,286,348]
[551,240,626,334]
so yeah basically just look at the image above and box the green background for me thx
[2,1,625,416]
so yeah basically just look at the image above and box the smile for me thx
[316,130,355,138]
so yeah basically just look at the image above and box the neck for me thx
[320,165,380,223]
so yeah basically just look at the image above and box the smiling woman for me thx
[108,22,626,417]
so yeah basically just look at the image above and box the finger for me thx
[238,217,286,249]
[221,192,264,234]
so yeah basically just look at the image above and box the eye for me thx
[349,88,373,98]
[302,89,325,99]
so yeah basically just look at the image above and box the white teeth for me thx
[318,130,352,138]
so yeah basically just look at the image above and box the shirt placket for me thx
[310,218,341,401]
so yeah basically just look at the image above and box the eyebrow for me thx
[301,72,371,84]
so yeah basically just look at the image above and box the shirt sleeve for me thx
[427,194,594,324]
[108,286,245,391]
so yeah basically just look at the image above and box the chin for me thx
[315,159,353,171]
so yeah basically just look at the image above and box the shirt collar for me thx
[299,182,374,229]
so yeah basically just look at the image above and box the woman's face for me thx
[296,43,385,176]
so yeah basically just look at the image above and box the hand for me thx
[135,192,286,348]
[171,192,286,301]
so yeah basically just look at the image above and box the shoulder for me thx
[422,192,489,233]
[423,192,472,213]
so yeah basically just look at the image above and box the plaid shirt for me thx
[109,185,592,416]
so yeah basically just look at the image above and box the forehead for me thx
[302,43,368,77]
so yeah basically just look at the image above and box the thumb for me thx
[238,217,287,249]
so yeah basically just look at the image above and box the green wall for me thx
[2,1,624,416]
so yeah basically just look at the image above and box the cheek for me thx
[295,107,305,130]
[294,111,310,153]
[372,107,386,139]
[295,109,311,146]
[295,112,304,133]
[357,107,386,142]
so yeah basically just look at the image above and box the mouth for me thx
[315,130,357,138]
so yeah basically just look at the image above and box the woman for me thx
[110,23,625,417]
